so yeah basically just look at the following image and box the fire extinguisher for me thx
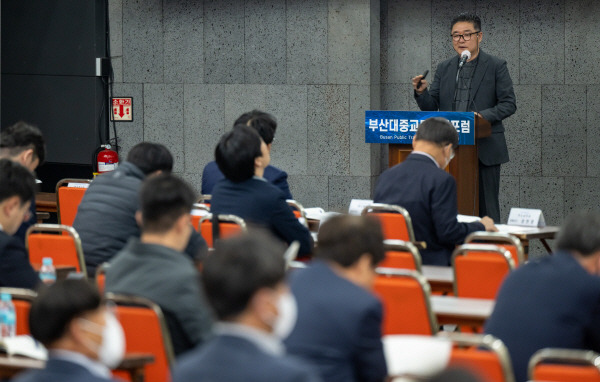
[96,144,119,174]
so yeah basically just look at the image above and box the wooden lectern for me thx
[388,114,491,216]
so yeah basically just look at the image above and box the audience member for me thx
[73,142,207,276]
[0,121,46,242]
[210,126,312,255]
[173,231,321,382]
[13,279,123,382]
[105,174,213,356]
[485,211,600,382]
[0,159,41,289]
[284,214,388,382]
[202,110,292,199]
[373,117,496,265]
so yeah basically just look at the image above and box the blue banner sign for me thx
[365,111,475,145]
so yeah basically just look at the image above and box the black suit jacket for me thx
[415,50,517,165]
[0,230,40,289]
[284,261,387,382]
[373,154,484,265]
[210,178,313,255]
[202,161,293,199]
[485,251,600,382]
[173,334,321,382]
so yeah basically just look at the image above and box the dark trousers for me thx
[479,162,501,223]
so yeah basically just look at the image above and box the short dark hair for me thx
[202,231,286,320]
[556,212,600,257]
[451,13,481,31]
[0,121,46,165]
[126,142,173,175]
[0,159,35,204]
[139,174,196,234]
[315,215,385,268]
[215,125,262,182]
[414,117,459,150]
[29,279,102,347]
[234,110,277,144]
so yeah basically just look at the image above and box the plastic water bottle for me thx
[0,293,16,338]
[39,257,56,285]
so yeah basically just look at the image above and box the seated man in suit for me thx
[284,215,388,382]
[173,231,321,382]
[106,174,213,356]
[0,121,46,243]
[14,279,124,382]
[73,142,207,277]
[0,159,41,289]
[201,110,292,199]
[485,212,600,382]
[210,125,312,255]
[373,117,496,266]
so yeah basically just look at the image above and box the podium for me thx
[365,111,491,216]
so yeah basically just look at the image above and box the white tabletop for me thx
[421,265,453,283]
[430,295,495,319]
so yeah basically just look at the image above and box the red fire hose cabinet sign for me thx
[111,97,133,122]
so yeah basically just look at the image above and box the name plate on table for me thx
[348,199,373,216]
[365,111,475,145]
[507,208,546,227]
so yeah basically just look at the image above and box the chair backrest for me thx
[445,333,516,382]
[0,288,37,335]
[381,239,422,272]
[198,213,247,248]
[286,199,308,228]
[190,203,210,231]
[361,203,416,242]
[95,262,110,295]
[26,223,87,276]
[529,348,600,382]
[373,268,437,335]
[55,178,92,226]
[464,232,525,266]
[105,293,174,382]
[452,244,514,299]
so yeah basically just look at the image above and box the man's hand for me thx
[412,75,428,95]
[480,216,498,232]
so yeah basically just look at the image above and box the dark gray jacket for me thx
[73,161,206,276]
[106,238,213,356]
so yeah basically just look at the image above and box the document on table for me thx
[495,224,540,234]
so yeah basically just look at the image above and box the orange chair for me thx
[95,262,110,295]
[362,203,417,243]
[528,348,600,382]
[445,333,516,382]
[380,239,422,272]
[55,178,92,226]
[190,203,210,231]
[452,244,514,299]
[465,232,525,267]
[287,199,309,228]
[0,288,37,335]
[106,293,174,382]
[26,224,87,276]
[198,214,247,248]
[373,268,437,335]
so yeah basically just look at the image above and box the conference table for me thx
[430,295,495,329]
[0,353,154,381]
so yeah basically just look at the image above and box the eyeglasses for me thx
[451,31,480,42]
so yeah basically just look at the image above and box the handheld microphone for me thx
[458,50,471,70]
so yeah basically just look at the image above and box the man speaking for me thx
[412,13,516,223]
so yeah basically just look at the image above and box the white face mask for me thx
[272,292,297,340]
[79,312,125,369]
